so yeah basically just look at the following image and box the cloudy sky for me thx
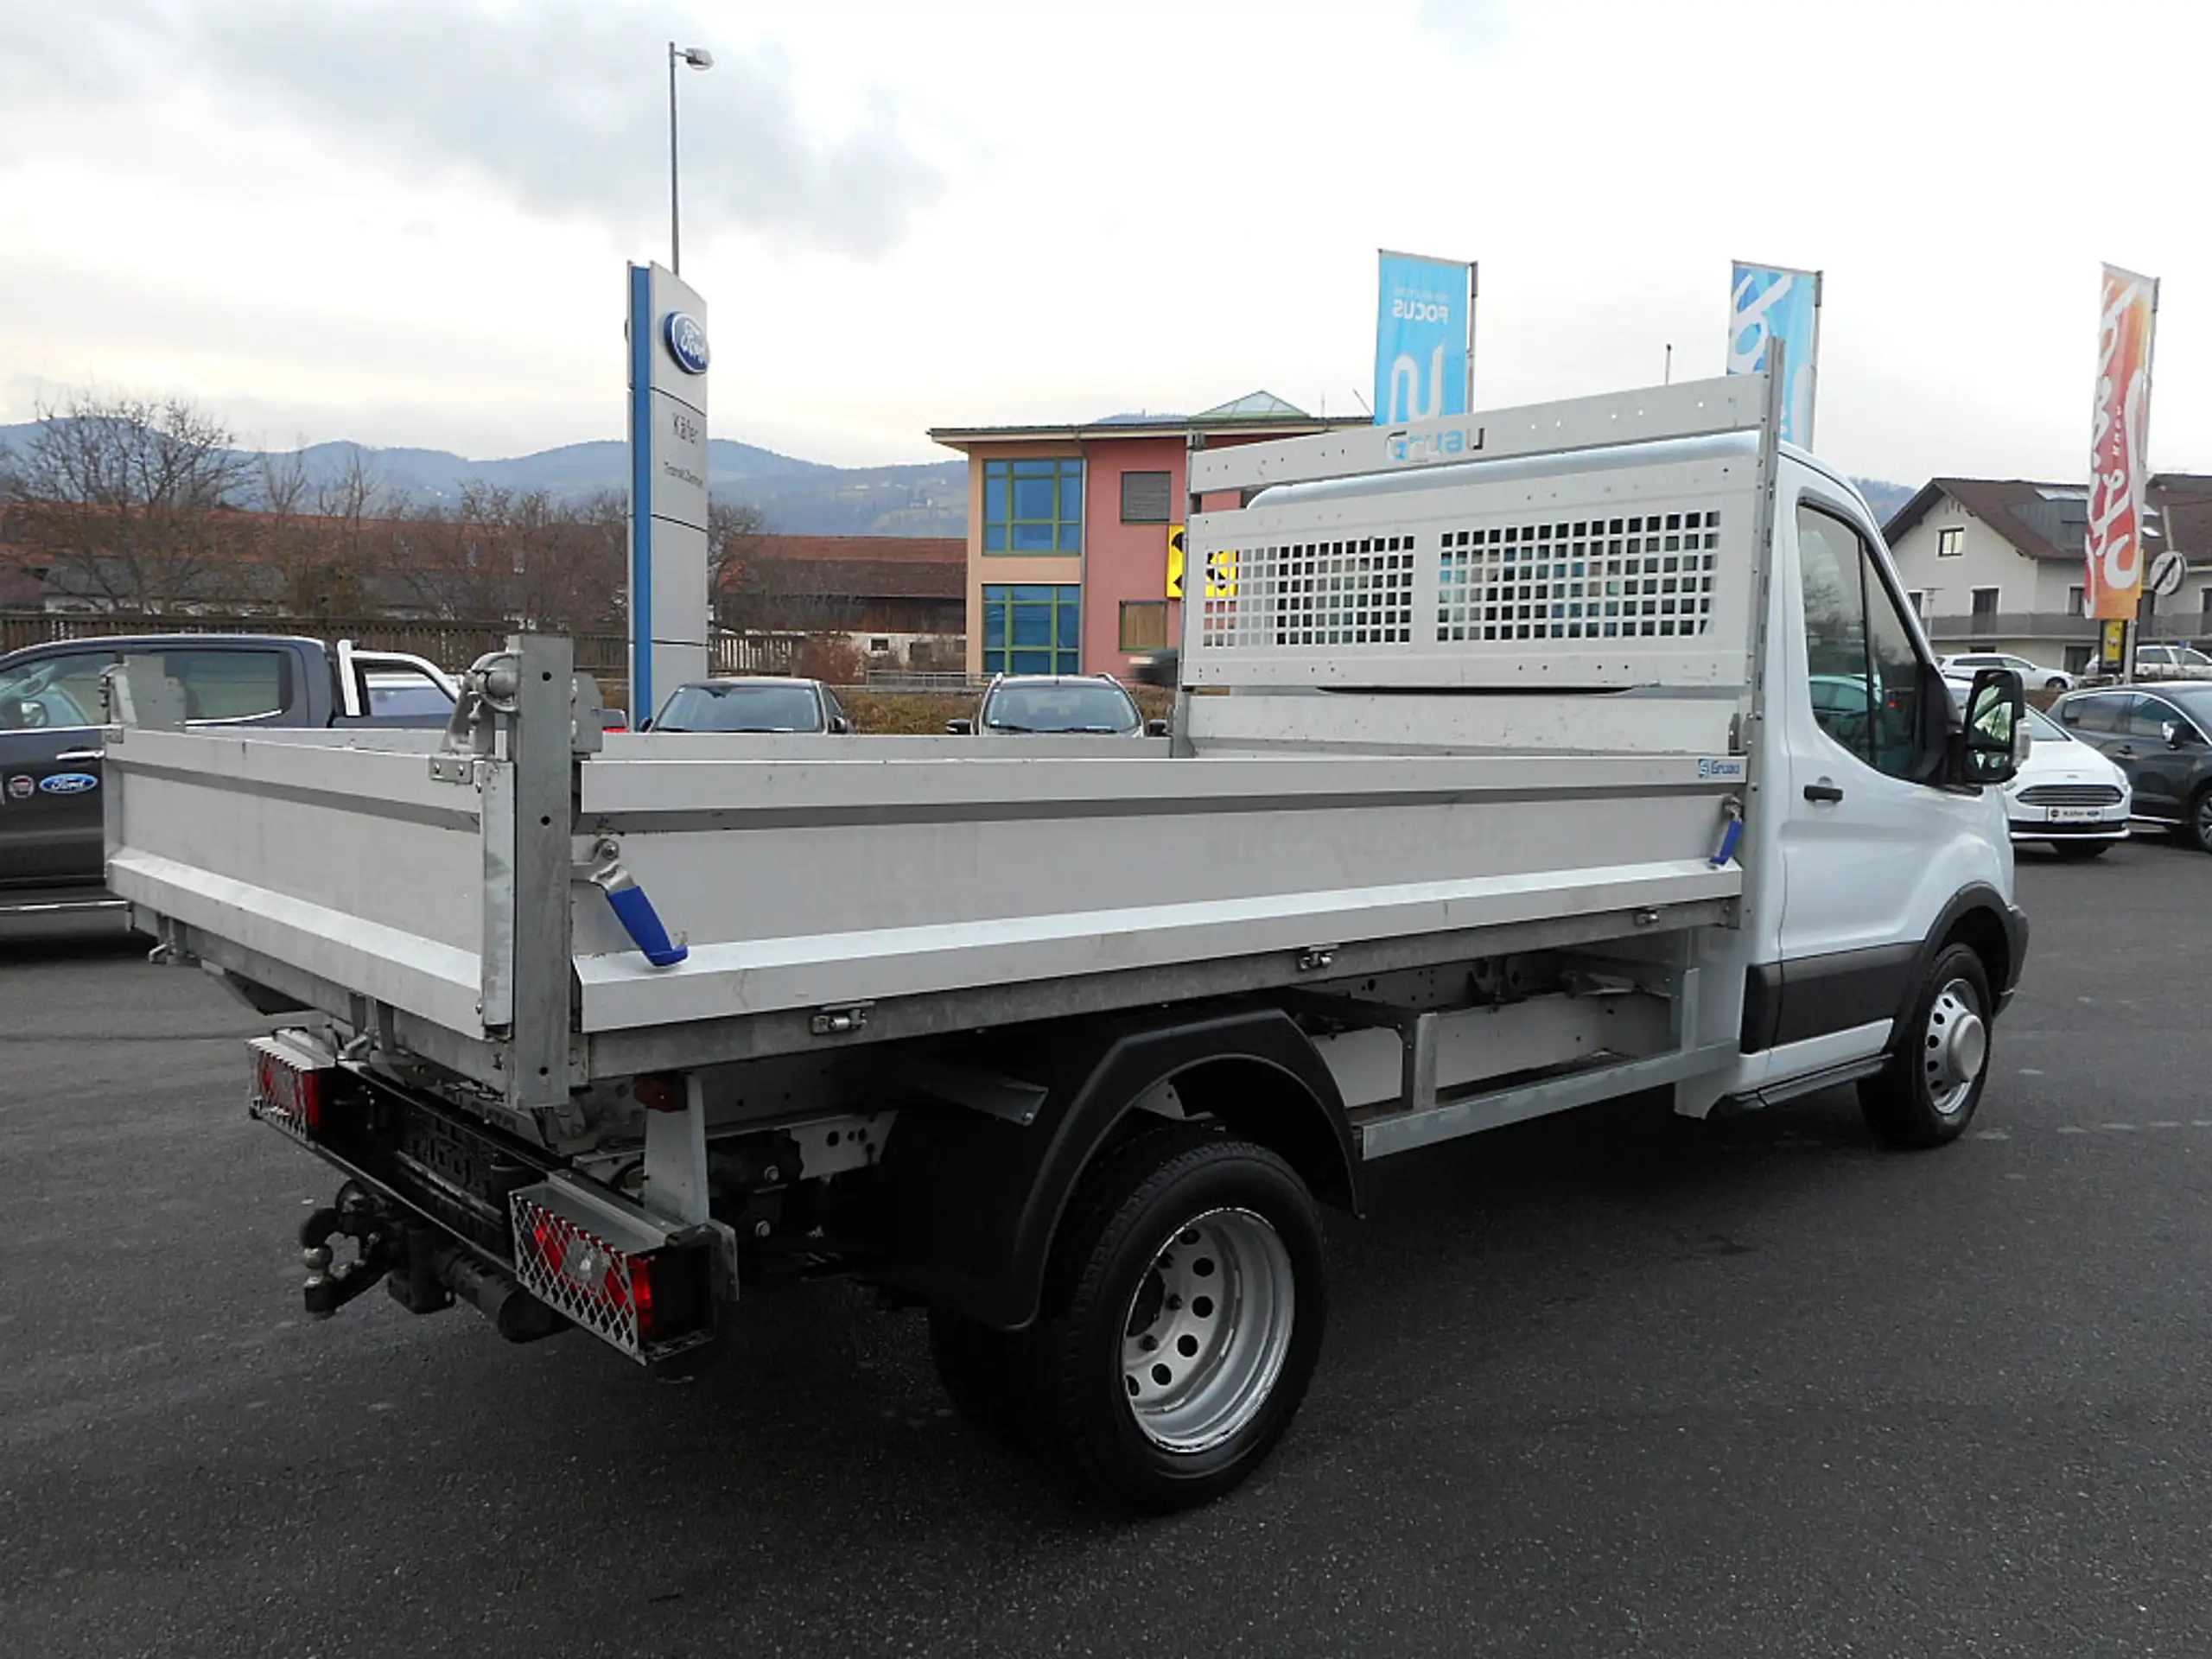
[2,0,2207,487]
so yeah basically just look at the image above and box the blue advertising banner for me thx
[1374,251,1473,425]
[1726,261,1821,446]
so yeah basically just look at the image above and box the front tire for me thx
[1011,1125,1326,1512]
[2187,788,2212,855]
[1859,943,1993,1147]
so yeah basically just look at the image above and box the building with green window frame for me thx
[930,393,1365,681]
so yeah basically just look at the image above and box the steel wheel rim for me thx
[1119,1206,1295,1454]
[1923,977,1986,1116]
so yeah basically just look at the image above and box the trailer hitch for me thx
[297,1179,569,1341]
[299,1182,404,1318]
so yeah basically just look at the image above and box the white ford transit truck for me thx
[103,362,2028,1510]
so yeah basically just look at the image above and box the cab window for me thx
[163,649,289,721]
[2132,697,2196,743]
[1796,505,1928,779]
[0,649,116,730]
[2058,695,2122,734]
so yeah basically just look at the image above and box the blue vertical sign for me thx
[1374,251,1474,425]
[1726,262,1821,447]
[627,261,710,725]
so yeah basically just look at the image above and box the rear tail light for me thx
[249,1036,334,1137]
[509,1176,715,1363]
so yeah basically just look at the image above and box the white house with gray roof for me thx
[1885,476,2212,673]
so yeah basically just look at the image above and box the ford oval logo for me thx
[664,312,709,375]
[38,772,99,795]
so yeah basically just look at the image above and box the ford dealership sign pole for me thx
[627,261,711,725]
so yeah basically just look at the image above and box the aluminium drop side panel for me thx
[569,747,1745,1036]
[104,727,499,1037]
[1185,690,1738,758]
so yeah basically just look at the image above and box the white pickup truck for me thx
[105,365,2030,1511]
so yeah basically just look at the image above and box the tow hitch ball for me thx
[299,1182,401,1319]
[296,1180,567,1343]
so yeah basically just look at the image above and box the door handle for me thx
[1803,779,1845,804]
[54,749,103,763]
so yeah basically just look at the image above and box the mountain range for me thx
[0,425,968,540]
[0,420,1916,539]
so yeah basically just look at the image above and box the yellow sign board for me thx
[1167,524,1237,601]
[2100,617,2128,671]
[1205,546,1238,600]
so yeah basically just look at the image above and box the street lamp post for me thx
[667,41,714,275]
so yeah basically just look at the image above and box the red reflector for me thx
[251,1044,325,1132]
[516,1202,649,1338]
[633,1073,685,1114]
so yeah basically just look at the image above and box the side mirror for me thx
[1958,666,2026,786]
[2164,720,2183,749]
[945,717,974,735]
[829,715,852,734]
[0,697,26,731]
[1146,718,1170,737]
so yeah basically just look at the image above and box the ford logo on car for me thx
[664,312,709,375]
[38,772,99,795]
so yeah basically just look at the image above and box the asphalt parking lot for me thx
[5,842,2212,1659]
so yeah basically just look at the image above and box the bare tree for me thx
[708,497,769,617]
[252,442,382,616]
[393,482,624,630]
[4,390,251,612]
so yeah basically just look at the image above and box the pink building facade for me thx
[930,396,1366,682]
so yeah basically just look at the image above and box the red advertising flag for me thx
[2085,264,2158,620]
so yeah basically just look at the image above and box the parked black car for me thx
[0,633,454,917]
[2050,683,2212,851]
[946,674,1166,738]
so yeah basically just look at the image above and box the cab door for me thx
[1765,493,2003,1055]
[2061,692,2173,820]
[2118,692,2198,821]
[0,646,119,887]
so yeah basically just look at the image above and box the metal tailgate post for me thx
[511,634,578,1115]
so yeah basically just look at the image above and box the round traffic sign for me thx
[2148,547,2188,599]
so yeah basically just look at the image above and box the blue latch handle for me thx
[600,875,688,967]
[1710,796,1745,868]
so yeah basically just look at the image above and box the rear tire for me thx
[2049,841,2111,860]
[1859,943,1993,1148]
[1010,1124,1326,1513]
